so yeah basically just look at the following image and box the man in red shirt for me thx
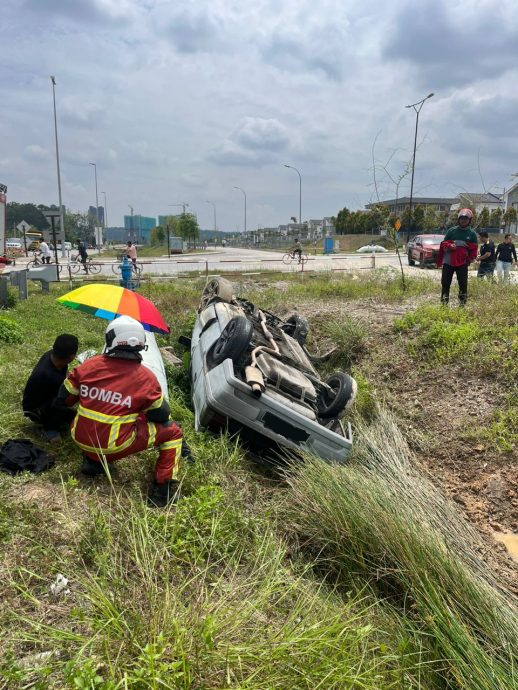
[59,315,184,507]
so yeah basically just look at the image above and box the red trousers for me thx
[83,418,183,483]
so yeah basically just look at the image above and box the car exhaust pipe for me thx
[245,365,265,397]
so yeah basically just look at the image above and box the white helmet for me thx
[105,315,146,354]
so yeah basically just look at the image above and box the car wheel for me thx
[317,372,357,419]
[408,252,415,266]
[200,277,234,309]
[419,253,426,268]
[282,314,309,345]
[209,315,253,368]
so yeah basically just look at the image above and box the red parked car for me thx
[407,234,444,267]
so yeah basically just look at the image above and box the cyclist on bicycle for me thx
[126,241,137,270]
[39,237,52,264]
[77,241,88,273]
[291,238,303,264]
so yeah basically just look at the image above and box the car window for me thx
[422,237,441,244]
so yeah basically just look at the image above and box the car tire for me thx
[282,314,309,345]
[419,253,426,268]
[209,315,253,368]
[317,372,357,419]
[200,277,234,309]
[408,253,415,266]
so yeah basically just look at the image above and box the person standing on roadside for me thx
[437,209,478,306]
[495,234,517,283]
[475,231,496,280]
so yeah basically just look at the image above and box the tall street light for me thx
[206,200,217,233]
[101,191,108,230]
[284,164,302,225]
[405,92,434,243]
[89,162,100,251]
[233,186,247,234]
[50,76,66,258]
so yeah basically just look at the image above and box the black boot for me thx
[147,480,181,508]
[81,454,107,477]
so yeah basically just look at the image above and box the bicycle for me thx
[111,256,143,278]
[282,251,309,266]
[27,252,63,273]
[68,256,102,275]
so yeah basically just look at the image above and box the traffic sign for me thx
[394,218,401,231]
[43,210,61,221]
[17,220,31,233]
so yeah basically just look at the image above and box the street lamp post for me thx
[233,186,247,234]
[206,200,217,234]
[101,191,108,230]
[89,162,100,252]
[284,164,302,226]
[50,76,66,258]
[128,205,134,242]
[405,93,434,243]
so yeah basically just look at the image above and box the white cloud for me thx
[2,0,518,229]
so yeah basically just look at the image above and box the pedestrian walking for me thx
[437,209,478,306]
[475,231,496,280]
[495,234,517,283]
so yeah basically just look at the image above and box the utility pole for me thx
[50,76,66,258]
[233,186,247,234]
[405,93,434,243]
[128,205,134,242]
[89,163,100,252]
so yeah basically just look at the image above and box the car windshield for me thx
[422,237,442,244]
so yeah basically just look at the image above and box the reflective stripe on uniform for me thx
[72,429,137,455]
[147,422,157,448]
[159,438,182,453]
[72,405,139,454]
[77,405,138,425]
[64,379,79,395]
[143,395,164,413]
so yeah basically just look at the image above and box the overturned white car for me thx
[186,278,356,462]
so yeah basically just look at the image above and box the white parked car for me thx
[356,244,388,253]
[184,278,356,462]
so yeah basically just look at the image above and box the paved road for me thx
[5,247,516,282]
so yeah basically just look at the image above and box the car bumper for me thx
[192,356,353,463]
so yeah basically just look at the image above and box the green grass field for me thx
[0,272,516,689]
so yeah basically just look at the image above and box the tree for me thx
[177,212,199,247]
[423,206,440,231]
[489,208,502,229]
[333,207,351,234]
[477,207,490,229]
[412,205,425,232]
[503,207,517,231]
[149,226,165,246]
[6,202,49,232]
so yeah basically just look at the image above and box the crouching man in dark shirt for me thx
[22,334,79,440]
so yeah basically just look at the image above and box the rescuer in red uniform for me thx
[59,315,184,507]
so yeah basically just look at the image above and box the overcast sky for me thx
[2,0,518,231]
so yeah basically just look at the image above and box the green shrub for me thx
[0,316,23,343]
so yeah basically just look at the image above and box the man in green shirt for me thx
[437,209,478,306]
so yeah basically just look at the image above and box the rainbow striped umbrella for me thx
[57,284,170,334]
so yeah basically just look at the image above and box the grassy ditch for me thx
[282,411,518,690]
[0,273,516,688]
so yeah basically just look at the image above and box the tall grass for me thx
[2,475,431,689]
[283,410,518,690]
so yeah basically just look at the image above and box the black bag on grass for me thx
[0,439,54,475]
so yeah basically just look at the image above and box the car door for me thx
[412,236,423,260]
